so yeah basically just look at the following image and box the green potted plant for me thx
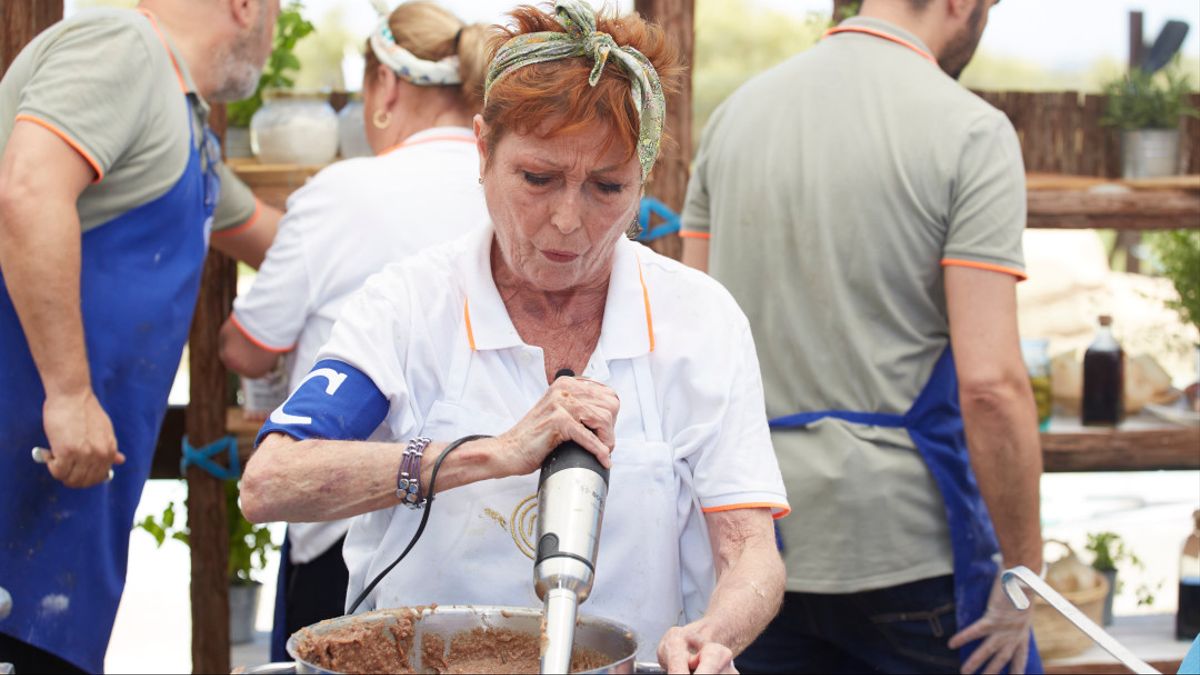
[224,1,316,157]
[1085,532,1151,626]
[1101,66,1198,179]
[1149,230,1200,410]
[136,481,277,644]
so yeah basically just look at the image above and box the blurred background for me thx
[52,0,1200,671]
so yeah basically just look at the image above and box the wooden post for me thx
[1,0,62,76]
[635,0,693,261]
[1184,93,1200,175]
[186,104,235,675]
[1118,11,1146,272]
[1128,11,1145,71]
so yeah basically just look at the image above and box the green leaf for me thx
[1101,64,1198,130]
[224,0,315,127]
[1148,230,1200,335]
[278,53,301,72]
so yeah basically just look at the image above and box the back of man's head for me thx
[859,0,996,80]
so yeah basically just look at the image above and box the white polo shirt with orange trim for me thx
[233,126,487,563]
[681,16,1028,593]
[261,224,788,652]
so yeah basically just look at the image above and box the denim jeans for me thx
[736,575,962,674]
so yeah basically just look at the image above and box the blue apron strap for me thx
[769,409,905,429]
[767,347,1042,673]
[904,347,1043,673]
[270,533,292,661]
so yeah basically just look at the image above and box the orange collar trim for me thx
[136,9,188,93]
[824,25,937,65]
[461,257,656,355]
[636,258,655,353]
[380,134,476,157]
[463,298,478,351]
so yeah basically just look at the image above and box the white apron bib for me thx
[344,320,685,661]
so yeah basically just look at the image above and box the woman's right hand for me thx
[491,376,619,477]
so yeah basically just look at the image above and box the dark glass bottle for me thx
[1179,510,1200,640]
[1081,315,1124,426]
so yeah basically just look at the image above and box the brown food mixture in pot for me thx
[294,617,610,674]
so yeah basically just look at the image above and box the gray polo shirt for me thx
[682,17,1027,593]
[0,8,257,234]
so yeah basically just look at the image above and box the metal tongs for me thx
[1001,566,1159,674]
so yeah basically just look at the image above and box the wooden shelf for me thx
[1042,428,1200,472]
[227,157,324,212]
[1027,173,1200,192]
[1026,172,1200,231]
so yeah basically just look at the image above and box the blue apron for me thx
[0,95,218,671]
[770,347,1043,672]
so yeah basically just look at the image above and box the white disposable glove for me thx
[947,572,1033,674]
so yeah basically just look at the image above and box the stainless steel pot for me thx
[283,605,660,674]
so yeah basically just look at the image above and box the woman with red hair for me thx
[241,3,788,671]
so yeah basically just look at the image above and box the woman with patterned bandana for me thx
[219,0,491,661]
[240,2,790,672]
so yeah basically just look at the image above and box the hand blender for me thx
[534,369,611,674]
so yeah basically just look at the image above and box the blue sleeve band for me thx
[255,359,390,447]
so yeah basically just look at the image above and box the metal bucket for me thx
[1120,129,1180,179]
[283,605,654,674]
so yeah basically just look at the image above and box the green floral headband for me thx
[484,0,666,180]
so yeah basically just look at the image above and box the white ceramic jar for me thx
[250,91,339,165]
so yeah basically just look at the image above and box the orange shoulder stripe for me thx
[702,502,792,520]
[679,230,711,240]
[212,199,262,239]
[14,115,105,182]
[941,258,1028,282]
[229,314,295,354]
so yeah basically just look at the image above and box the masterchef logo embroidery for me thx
[510,494,539,560]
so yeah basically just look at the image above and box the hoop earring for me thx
[626,217,642,240]
[372,109,392,129]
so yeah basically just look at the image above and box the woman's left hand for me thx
[657,625,737,674]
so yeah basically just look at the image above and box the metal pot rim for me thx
[285,604,641,674]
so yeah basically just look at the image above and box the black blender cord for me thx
[346,434,493,615]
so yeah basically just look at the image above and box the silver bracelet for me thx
[396,437,432,509]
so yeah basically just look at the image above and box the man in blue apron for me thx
[0,1,282,671]
[681,0,1045,672]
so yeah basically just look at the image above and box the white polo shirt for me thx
[233,126,486,563]
[258,225,789,657]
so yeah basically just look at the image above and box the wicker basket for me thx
[1032,541,1111,659]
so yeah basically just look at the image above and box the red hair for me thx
[482,4,682,167]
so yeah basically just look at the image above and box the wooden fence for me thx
[977,91,1200,178]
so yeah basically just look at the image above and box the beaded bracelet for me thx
[396,437,432,509]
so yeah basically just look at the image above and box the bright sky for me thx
[63,0,1200,70]
[308,0,1200,71]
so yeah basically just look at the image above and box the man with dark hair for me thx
[0,1,282,671]
[682,0,1044,672]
